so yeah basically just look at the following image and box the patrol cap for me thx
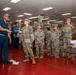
[67,18,71,20]
[53,24,58,27]
[24,19,31,23]
[36,23,41,27]
[34,21,37,24]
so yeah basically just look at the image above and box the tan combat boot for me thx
[23,58,29,62]
[67,53,71,58]
[55,56,59,58]
[40,55,43,59]
[35,55,39,58]
[47,53,51,55]
[62,52,66,57]
[32,59,36,64]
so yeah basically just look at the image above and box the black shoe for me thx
[0,60,4,63]
[4,61,13,64]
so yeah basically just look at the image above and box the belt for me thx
[0,34,8,36]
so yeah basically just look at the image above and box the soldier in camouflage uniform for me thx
[43,21,52,52]
[59,26,64,56]
[51,24,61,58]
[45,27,52,55]
[43,21,52,33]
[34,24,45,59]
[62,18,74,59]
[20,19,36,64]
[33,21,38,31]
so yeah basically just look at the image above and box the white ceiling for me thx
[0,0,76,21]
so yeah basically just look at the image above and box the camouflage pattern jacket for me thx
[34,29,45,44]
[51,29,61,42]
[20,26,34,47]
[62,24,73,38]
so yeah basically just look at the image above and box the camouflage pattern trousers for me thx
[22,42,34,59]
[63,37,71,57]
[46,40,52,54]
[51,39,60,57]
[63,37,76,58]
[35,41,44,56]
[59,39,63,56]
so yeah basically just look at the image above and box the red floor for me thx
[0,47,76,75]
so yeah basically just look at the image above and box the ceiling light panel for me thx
[10,0,21,3]
[29,16,38,19]
[62,13,71,16]
[43,7,53,11]
[23,13,32,16]
[18,15,24,17]
[3,7,11,11]
[42,18,49,21]
[72,16,76,18]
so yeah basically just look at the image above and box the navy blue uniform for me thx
[0,20,9,62]
[13,26,19,49]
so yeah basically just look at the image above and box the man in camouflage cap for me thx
[20,19,36,64]
[43,21,52,53]
[33,21,38,31]
[34,23,45,59]
[51,24,61,58]
[24,19,31,23]
[43,21,52,33]
[62,18,74,59]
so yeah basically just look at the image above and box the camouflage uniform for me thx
[51,24,61,58]
[21,25,35,59]
[43,24,51,33]
[59,27,64,56]
[20,19,35,64]
[43,24,52,51]
[45,28,52,55]
[62,24,73,58]
[33,22,38,31]
[34,28,45,58]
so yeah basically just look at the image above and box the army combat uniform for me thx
[59,27,64,56]
[51,24,61,58]
[43,23,52,33]
[45,28,52,55]
[21,19,35,64]
[34,27,45,58]
[43,23,52,51]
[62,24,74,58]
